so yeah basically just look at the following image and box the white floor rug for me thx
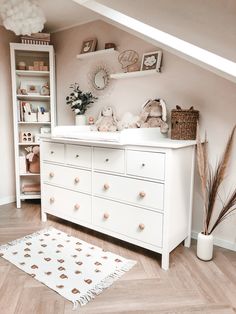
[0,227,136,309]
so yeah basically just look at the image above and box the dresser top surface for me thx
[41,135,196,149]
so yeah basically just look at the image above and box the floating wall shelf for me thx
[17,94,50,101]
[76,48,118,60]
[110,69,158,79]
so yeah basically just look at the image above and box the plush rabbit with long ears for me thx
[136,99,169,133]
[91,106,119,132]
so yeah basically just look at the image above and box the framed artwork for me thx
[141,51,162,72]
[80,38,97,54]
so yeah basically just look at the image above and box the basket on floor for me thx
[171,106,199,140]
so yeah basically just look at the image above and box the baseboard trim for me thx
[0,196,16,206]
[191,230,236,252]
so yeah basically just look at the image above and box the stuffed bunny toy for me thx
[136,99,169,134]
[25,146,40,173]
[91,106,118,132]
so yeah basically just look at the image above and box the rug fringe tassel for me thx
[0,227,54,252]
[73,259,136,309]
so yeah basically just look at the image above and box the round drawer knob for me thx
[139,191,146,198]
[49,172,54,178]
[139,223,145,230]
[103,212,109,219]
[103,183,110,190]
[74,204,80,210]
[50,151,54,155]
[142,163,145,167]
[74,177,80,184]
[105,158,109,162]
[75,154,79,158]
[50,197,55,203]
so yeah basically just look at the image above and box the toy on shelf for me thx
[25,145,40,173]
[136,99,169,134]
[91,106,118,132]
[19,131,33,142]
[117,112,139,130]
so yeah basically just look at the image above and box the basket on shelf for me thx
[20,33,50,45]
[171,105,199,140]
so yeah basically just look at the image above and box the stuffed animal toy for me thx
[136,99,169,133]
[117,112,139,131]
[25,146,40,173]
[91,106,118,132]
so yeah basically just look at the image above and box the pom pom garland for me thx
[0,0,46,35]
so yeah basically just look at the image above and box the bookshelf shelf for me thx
[20,194,41,200]
[20,173,40,176]
[16,70,50,77]
[17,94,50,101]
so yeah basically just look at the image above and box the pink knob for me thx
[50,197,55,203]
[139,223,145,230]
[74,204,80,210]
[103,183,110,190]
[74,177,80,184]
[49,172,54,178]
[139,191,146,198]
[103,212,109,219]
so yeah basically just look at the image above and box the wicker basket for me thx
[171,106,199,140]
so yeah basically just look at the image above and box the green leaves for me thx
[66,83,98,115]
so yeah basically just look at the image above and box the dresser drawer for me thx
[93,172,164,211]
[42,163,91,193]
[127,150,165,181]
[65,144,92,168]
[92,197,163,247]
[42,142,64,163]
[42,185,91,223]
[93,147,125,174]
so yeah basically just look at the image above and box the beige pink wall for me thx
[52,20,236,250]
[0,26,18,205]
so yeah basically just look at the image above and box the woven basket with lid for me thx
[171,106,199,140]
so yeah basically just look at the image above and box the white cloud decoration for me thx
[0,0,46,35]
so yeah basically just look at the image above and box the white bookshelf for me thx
[10,43,56,208]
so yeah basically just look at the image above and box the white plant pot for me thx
[197,232,214,261]
[75,114,86,125]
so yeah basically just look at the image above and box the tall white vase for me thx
[75,114,86,125]
[197,232,213,261]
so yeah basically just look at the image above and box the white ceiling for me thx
[0,0,100,33]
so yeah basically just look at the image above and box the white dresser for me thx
[40,136,195,270]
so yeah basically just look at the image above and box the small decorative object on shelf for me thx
[80,38,97,54]
[40,127,51,134]
[66,83,97,125]
[91,106,118,132]
[171,105,199,140]
[88,116,94,125]
[40,83,50,96]
[18,61,26,70]
[196,125,236,261]
[136,99,169,134]
[141,50,162,72]
[20,33,50,45]
[25,146,40,173]
[22,183,40,194]
[105,42,116,49]
[118,50,139,72]
[19,131,33,143]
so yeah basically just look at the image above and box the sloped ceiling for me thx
[0,0,100,32]
[73,0,236,83]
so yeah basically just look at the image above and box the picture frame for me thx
[141,50,162,72]
[80,38,97,54]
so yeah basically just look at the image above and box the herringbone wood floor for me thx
[0,201,235,314]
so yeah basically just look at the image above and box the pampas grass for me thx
[196,124,236,235]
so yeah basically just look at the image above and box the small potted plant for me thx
[196,124,236,261]
[66,83,97,125]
